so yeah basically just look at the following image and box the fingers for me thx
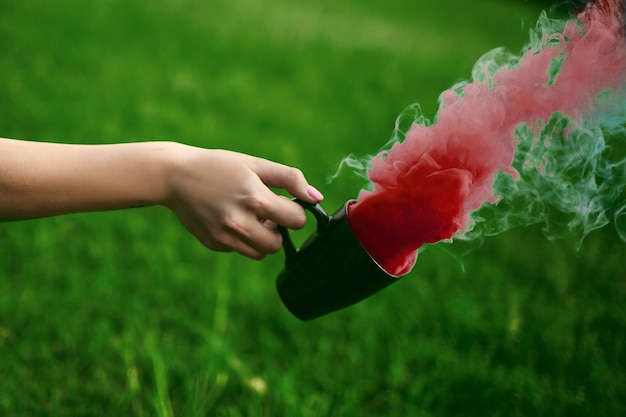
[249,157,324,204]
[206,215,283,260]
[242,156,325,230]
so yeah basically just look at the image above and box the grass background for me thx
[1,0,625,416]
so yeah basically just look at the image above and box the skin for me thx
[0,138,323,260]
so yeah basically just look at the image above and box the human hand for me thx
[162,144,324,260]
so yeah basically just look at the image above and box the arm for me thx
[0,138,323,259]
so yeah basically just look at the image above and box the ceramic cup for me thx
[276,200,403,321]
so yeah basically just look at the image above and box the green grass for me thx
[1,0,625,416]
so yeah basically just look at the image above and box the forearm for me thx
[0,138,172,220]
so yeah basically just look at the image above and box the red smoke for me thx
[348,0,626,276]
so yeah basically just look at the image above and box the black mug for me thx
[276,199,406,321]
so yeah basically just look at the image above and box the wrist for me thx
[138,141,185,208]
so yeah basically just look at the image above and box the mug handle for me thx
[278,199,331,265]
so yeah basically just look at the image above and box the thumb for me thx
[249,158,324,203]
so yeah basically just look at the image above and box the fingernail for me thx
[307,185,324,201]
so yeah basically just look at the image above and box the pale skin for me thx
[0,137,324,260]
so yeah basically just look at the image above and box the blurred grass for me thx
[1,0,625,416]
